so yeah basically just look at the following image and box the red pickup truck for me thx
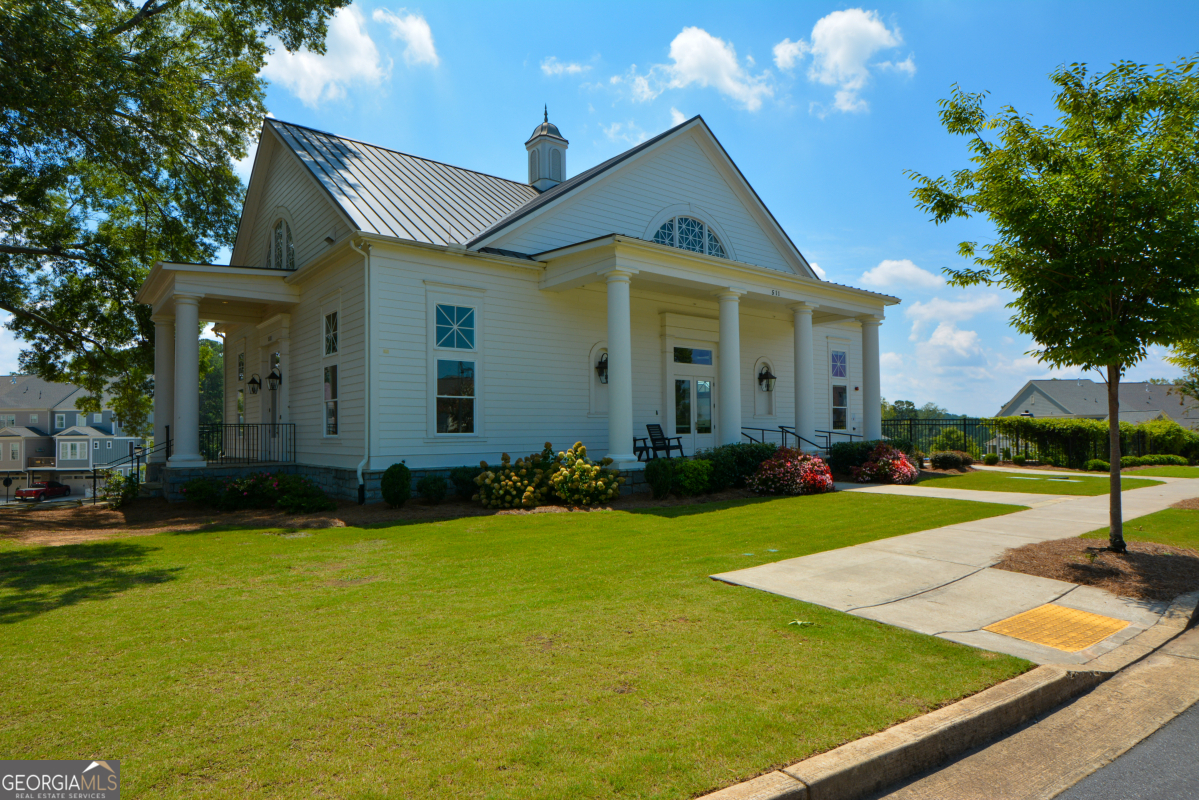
[15,481,72,502]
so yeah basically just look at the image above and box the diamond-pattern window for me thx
[654,219,674,246]
[831,351,848,378]
[706,229,726,258]
[435,304,475,350]
[677,216,704,252]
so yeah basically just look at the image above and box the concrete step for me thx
[138,480,163,498]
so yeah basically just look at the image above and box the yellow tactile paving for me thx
[984,604,1130,652]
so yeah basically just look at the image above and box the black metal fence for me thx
[880,417,1154,468]
[199,423,295,465]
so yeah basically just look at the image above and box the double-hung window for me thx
[55,413,65,429]
[321,302,340,436]
[324,366,338,436]
[1,414,13,428]
[9,443,18,461]
[29,414,37,426]
[60,441,85,460]
[433,303,477,434]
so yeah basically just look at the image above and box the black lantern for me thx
[247,374,262,395]
[595,352,608,384]
[266,367,283,392]
[758,366,777,392]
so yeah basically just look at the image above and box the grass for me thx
[917,470,1163,496]
[1123,466,1199,479]
[0,493,1027,799]
[1083,506,1199,550]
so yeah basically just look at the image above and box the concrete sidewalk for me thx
[713,478,1199,664]
[834,482,1074,508]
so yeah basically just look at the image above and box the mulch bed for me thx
[0,488,762,547]
[993,536,1199,602]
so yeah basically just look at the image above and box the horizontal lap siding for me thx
[495,135,794,273]
[246,145,350,269]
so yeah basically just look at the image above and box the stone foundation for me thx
[164,462,650,503]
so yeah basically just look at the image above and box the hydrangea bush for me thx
[747,448,835,496]
[474,443,560,509]
[852,443,919,485]
[548,442,623,506]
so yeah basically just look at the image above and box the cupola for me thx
[526,106,568,192]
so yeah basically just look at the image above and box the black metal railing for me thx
[741,426,826,451]
[198,423,295,465]
[90,438,169,504]
[881,418,992,457]
[815,428,863,449]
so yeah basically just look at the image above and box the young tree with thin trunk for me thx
[908,58,1199,552]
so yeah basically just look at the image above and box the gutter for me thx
[348,239,371,504]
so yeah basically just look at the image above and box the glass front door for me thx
[674,378,716,455]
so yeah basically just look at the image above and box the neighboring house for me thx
[0,375,143,495]
[996,379,1199,430]
[137,113,900,500]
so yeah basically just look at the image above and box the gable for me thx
[230,126,354,269]
[483,128,811,275]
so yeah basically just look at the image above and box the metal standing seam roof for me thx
[268,120,539,246]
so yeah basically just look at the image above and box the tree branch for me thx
[104,0,183,37]
[0,298,112,360]
[0,244,89,260]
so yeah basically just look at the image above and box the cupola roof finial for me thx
[544,104,548,123]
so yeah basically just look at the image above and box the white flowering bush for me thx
[474,443,559,509]
[548,442,624,506]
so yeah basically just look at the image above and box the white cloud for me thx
[615,28,773,112]
[880,351,904,371]
[670,107,686,126]
[262,7,387,106]
[878,54,916,77]
[373,8,439,67]
[859,258,941,289]
[603,121,648,144]
[0,318,20,375]
[773,37,809,71]
[541,56,589,76]
[808,261,827,279]
[905,294,1002,340]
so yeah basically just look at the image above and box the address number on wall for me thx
[770,289,782,297]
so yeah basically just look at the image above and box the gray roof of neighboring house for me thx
[0,426,48,438]
[1109,410,1169,425]
[267,119,539,247]
[0,376,81,411]
[999,378,1199,428]
[56,426,110,437]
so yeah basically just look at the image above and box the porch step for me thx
[138,480,164,499]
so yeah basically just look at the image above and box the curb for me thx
[699,589,1199,800]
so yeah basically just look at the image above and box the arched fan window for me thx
[269,219,295,270]
[652,215,727,259]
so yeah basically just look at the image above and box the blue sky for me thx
[4,1,1195,415]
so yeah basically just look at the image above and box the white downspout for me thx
[349,239,371,504]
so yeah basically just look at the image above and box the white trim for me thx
[642,203,738,262]
[425,286,485,438]
[264,206,298,270]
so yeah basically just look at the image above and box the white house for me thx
[137,113,899,500]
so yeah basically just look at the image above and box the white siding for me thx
[492,133,797,273]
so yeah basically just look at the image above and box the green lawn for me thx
[917,470,1162,496]
[1123,466,1199,479]
[1083,506,1199,550]
[0,494,1027,799]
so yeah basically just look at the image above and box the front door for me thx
[674,377,716,456]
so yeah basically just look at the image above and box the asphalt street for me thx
[1055,699,1199,800]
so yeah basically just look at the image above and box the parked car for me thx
[15,481,71,502]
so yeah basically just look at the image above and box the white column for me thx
[604,270,639,467]
[860,315,883,440]
[151,314,175,463]
[791,303,816,450]
[168,295,206,467]
[716,289,744,445]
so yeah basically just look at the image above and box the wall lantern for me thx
[595,352,609,384]
[758,366,777,393]
[266,368,283,392]
[247,374,262,395]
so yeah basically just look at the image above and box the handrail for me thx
[777,426,825,451]
[90,438,169,505]
[816,428,863,442]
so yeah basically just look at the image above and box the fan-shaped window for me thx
[651,215,727,259]
[269,219,295,270]
[529,150,540,182]
[550,148,562,181]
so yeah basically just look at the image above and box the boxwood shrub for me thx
[644,458,675,499]
[381,462,412,508]
[673,459,713,496]
[416,473,448,504]
[694,442,777,491]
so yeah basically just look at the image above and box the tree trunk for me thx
[1107,364,1126,553]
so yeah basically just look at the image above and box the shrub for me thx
[549,442,623,506]
[695,442,777,491]
[1002,447,1011,461]
[828,439,909,476]
[1012,454,1027,467]
[747,449,834,496]
[103,471,140,508]
[673,459,713,496]
[953,450,975,467]
[852,443,918,484]
[475,443,560,509]
[275,474,337,513]
[381,463,412,508]
[930,451,964,470]
[1086,459,1110,471]
[1122,454,1188,468]
[1121,455,1145,468]
[181,476,222,506]
[983,453,999,465]
[449,466,483,499]
[417,474,448,504]
[643,458,675,499]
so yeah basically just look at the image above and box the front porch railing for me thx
[199,423,295,465]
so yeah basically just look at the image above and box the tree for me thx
[909,58,1199,552]
[0,0,349,436]
[199,337,223,426]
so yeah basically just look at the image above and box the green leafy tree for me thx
[199,337,223,426]
[909,58,1199,551]
[0,0,349,436]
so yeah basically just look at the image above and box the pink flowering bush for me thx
[851,443,919,485]
[181,471,335,513]
[746,448,835,496]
